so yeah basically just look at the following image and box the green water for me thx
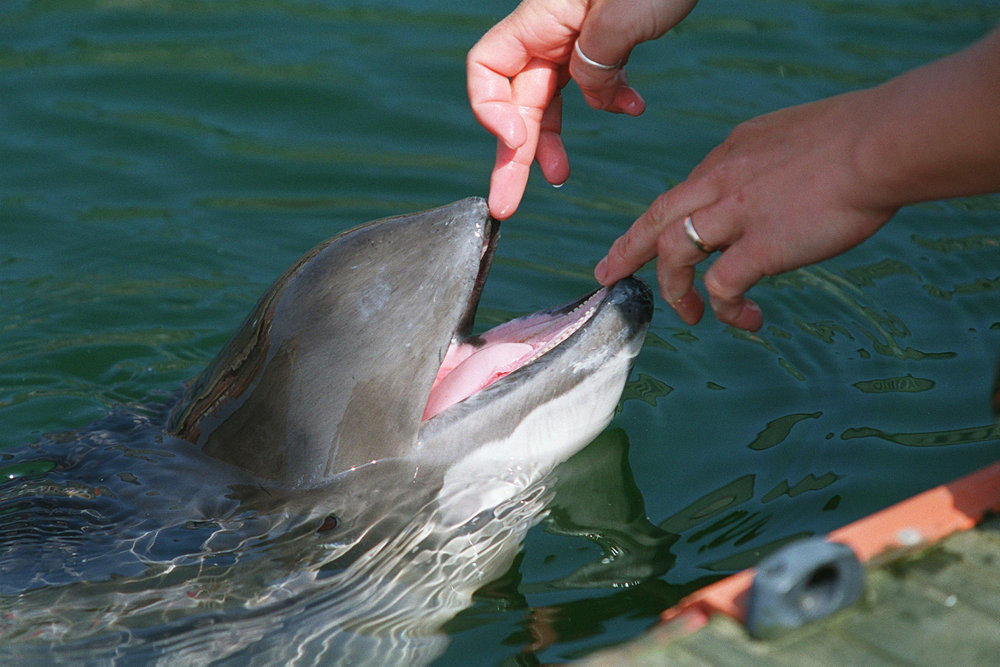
[2,0,999,662]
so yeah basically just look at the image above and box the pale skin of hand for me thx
[467,0,697,220]
[595,26,1000,331]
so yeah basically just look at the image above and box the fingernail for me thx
[625,96,645,116]
[741,301,763,331]
[723,300,763,331]
[594,257,608,283]
[673,289,705,325]
[488,197,514,221]
[499,124,524,150]
[552,180,566,189]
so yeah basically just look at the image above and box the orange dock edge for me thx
[658,459,1000,634]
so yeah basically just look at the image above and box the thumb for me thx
[569,37,643,114]
[571,0,697,112]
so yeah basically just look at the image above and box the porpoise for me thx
[0,197,652,664]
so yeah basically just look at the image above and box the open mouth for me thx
[422,288,606,420]
[422,222,604,421]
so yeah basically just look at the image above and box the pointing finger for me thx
[466,12,541,150]
[486,60,558,219]
[596,185,712,285]
[595,209,664,286]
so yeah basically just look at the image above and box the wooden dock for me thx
[583,463,1000,665]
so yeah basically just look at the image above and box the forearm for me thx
[856,25,1000,209]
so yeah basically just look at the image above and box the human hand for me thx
[594,91,897,331]
[467,0,698,219]
[596,25,1000,331]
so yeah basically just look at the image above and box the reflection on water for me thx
[853,374,935,394]
[843,423,1000,448]
[0,407,555,665]
[747,412,823,451]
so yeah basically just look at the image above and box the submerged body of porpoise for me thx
[0,197,652,664]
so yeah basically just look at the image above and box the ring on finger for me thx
[574,40,622,71]
[683,215,716,254]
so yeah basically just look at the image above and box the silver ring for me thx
[574,40,621,71]
[683,215,715,254]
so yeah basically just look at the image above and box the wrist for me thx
[852,27,1000,209]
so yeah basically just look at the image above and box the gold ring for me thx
[683,215,715,254]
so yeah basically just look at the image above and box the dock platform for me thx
[583,462,1000,665]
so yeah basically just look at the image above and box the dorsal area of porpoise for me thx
[0,196,653,664]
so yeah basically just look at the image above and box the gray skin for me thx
[168,197,653,493]
[1,198,653,664]
[169,198,498,488]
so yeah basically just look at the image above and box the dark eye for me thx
[317,514,339,533]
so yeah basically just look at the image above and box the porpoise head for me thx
[167,197,652,490]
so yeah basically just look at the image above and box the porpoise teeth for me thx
[519,289,604,366]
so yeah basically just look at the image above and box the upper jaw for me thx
[452,213,500,339]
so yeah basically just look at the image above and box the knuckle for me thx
[655,227,679,257]
[649,190,674,216]
[621,226,642,253]
[702,269,736,302]
[611,229,638,264]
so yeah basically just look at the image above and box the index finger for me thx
[467,26,532,150]
[595,191,684,284]
[485,59,561,219]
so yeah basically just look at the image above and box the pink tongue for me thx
[422,342,534,420]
